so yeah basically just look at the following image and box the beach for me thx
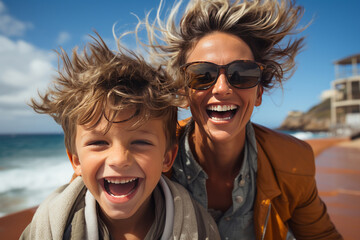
[313,138,360,240]
[0,135,359,239]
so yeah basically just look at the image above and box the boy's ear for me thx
[162,144,178,172]
[66,149,82,176]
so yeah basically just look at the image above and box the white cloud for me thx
[0,1,5,12]
[0,1,33,36]
[0,35,56,119]
[57,31,71,45]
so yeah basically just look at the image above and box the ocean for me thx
[0,130,330,217]
[0,134,72,217]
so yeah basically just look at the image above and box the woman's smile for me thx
[206,104,239,121]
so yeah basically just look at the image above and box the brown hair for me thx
[137,0,307,90]
[30,33,180,153]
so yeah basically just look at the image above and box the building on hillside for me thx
[331,53,360,135]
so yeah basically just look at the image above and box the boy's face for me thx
[68,111,177,221]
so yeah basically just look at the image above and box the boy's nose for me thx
[107,146,132,168]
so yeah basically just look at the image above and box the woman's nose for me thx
[212,69,232,95]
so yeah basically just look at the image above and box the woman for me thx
[138,0,342,239]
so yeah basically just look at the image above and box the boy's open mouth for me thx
[206,104,238,121]
[103,177,139,197]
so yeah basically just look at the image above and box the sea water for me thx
[0,134,72,217]
[0,130,330,217]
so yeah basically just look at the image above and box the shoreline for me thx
[305,137,350,157]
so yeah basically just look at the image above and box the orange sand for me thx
[313,139,360,240]
[305,137,350,157]
[0,207,37,239]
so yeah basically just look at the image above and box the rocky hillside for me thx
[278,98,331,132]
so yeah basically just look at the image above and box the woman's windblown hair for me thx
[137,0,307,90]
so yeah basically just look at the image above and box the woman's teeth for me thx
[206,105,238,120]
[207,105,237,112]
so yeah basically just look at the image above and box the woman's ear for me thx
[66,149,82,176]
[162,144,178,172]
[255,85,263,107]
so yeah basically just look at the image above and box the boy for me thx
[20,34,220,240]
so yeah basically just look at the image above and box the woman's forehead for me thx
[185,32,254,64]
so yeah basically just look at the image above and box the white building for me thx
[331,54,360,135]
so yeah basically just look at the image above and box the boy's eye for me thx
[88,140,108,146]
[131,140,153,146]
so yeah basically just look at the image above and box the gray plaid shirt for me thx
[172,119,258,240]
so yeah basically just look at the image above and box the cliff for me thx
[278,98,331,132]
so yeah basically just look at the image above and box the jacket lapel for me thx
[254,125,289,239]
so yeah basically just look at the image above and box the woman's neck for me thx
[189,124,246,178]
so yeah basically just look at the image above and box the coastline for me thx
[305,137,350,157]
[0,136,358,239]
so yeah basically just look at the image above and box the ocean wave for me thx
[290,131,330,140]
[0,161,73,194]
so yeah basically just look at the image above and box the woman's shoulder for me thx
[177,117,191,139]
[252,123,315,176]
[253,123,313,152]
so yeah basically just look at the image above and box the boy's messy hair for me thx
[137,0,306,91]
[30,33,180,154]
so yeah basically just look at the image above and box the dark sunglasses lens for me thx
[228,62,261,88]
[186,63,217,90]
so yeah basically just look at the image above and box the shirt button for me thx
[187,175,191,180]
[239,179,245,186]
[225,216,231,221]
[235,196,243,203]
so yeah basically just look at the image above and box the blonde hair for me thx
[30,33,180,153]
[138,0,306,90]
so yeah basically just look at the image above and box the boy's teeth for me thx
[105,177,137,184]
[104,177,139,197]
[207,105,237,112]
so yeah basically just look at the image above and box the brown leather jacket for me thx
[176,118,342,240]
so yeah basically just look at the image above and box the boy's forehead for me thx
[78,115,166,137]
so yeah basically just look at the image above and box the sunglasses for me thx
[181,60,265,90]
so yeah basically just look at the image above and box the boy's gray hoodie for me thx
[20,176,220,240]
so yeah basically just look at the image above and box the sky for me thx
[0,0,359,134]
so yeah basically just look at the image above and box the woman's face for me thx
[185,32,263,143]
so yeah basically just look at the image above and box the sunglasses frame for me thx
[180,60,265,90]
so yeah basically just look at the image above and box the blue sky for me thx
[0,0,359,133]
